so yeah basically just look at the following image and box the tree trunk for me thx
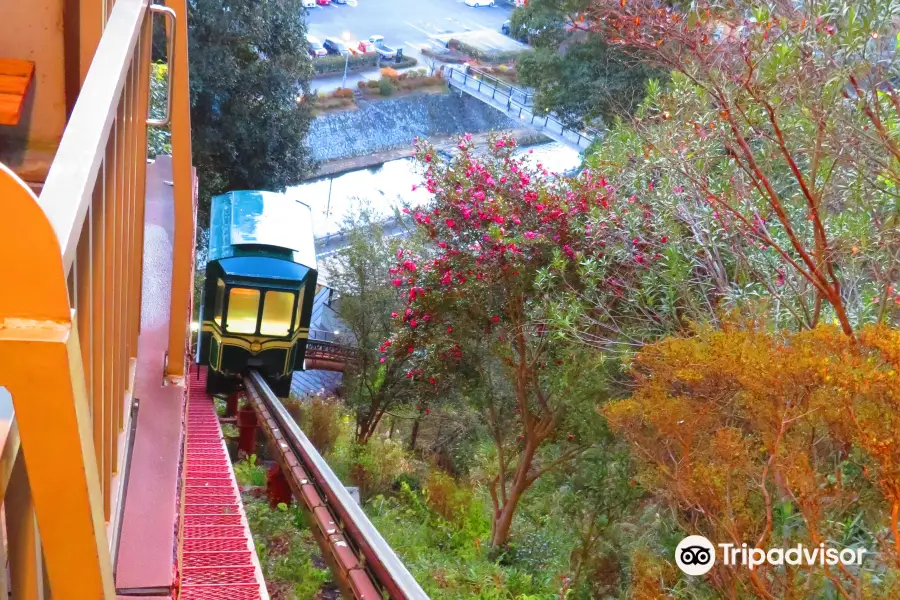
[408,416,421,452]
[489,441,537,548]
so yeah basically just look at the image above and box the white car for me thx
[465,0,495,6]
[301,0,316,7]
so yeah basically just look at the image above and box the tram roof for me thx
[208,190,317,269]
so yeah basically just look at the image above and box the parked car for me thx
[368,35,396,59]
[306,35,328,57]
[323,37,351,56]
[301,0,316,7]
[465,0,495,6]
[355,39,376,54]
[317,0,331,5]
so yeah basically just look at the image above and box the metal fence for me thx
[0,0,193,596]
[445,66,601,151]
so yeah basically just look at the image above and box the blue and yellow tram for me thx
[198,190,317,397]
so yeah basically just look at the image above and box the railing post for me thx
[0,165,115,597]
[165,0,195,380]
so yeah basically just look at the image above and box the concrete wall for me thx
[308,92,517,163]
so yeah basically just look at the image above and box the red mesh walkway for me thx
[178,366,267,600]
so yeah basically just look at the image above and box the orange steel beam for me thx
[164,0,194,380]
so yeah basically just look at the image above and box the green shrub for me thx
[298,396,342,455]
[312,53,375,74]
[378,77,396,97]
[234,454,267,487]
[349,438,410,500]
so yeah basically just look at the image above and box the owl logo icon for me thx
[676,535,716,576]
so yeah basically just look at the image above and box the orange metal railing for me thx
[0,0,193,596]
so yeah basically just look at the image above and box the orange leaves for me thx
[605,323,900,586]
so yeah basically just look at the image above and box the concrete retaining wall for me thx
[308,92,518,162]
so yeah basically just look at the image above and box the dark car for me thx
[323,37,350,56]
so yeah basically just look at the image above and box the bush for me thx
[349,438,410,501]
[331,87,354,98]
[234,454,267,487]
[312,53,376,75]
[298,396,343,455]
[378,77,395,97]
[380,67,399,79]
[448,39,526,64]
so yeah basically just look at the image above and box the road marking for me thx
[403,21,434,37]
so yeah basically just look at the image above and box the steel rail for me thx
[244,371,429,600]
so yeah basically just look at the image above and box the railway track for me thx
[243,370,429,600]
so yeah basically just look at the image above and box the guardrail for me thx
[444,66,601,151]
[0,0,192,596]
[244,371,429,600]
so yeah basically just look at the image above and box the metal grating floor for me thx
[178,365,268,599]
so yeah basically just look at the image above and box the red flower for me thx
[660,236,668,243]
[425,154,433,162]
[445,218,456,228]
[407,346,414,353]
[492,316,500,323]
[392,279,402,287]
[410,319,418,328]
[406,371,413,379]
[447,326,453,333]
[391,311,398,318]
[425,407,431,414]
[428,377,436,385]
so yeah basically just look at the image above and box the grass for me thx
[234,454,267,487]
[244,497,334,600]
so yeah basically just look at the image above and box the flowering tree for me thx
[577,0,900,337]
[385,135,658,547]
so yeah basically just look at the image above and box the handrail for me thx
[445,66,601,151]
[38,0,149,273]
[245,371,429,599]
[147,4,176,127]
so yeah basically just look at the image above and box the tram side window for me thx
[260,291,295,336]
[213,279,226,326]
[226,288,260,334]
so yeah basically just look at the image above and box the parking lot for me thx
[306,0,514,67]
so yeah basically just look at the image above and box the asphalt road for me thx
[306,0,513,66]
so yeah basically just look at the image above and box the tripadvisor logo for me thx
[675,535,866,576]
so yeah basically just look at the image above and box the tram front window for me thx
[260,291,295,336]
[226,288,260,334]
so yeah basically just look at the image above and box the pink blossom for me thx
[392,279,402,287]
[495,140,506,149]
[425,154,433,163]
[524,231,537,240]
[391,311,398,318]
[411,184,417,191]
[445,218,456,228]
[473,191,486,201]
[380,357,386,363]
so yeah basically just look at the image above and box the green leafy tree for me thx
[188,0,316,215]
[514,0,660,127]
[325,206,416,444]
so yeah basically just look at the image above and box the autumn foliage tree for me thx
[605,323,900,598]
